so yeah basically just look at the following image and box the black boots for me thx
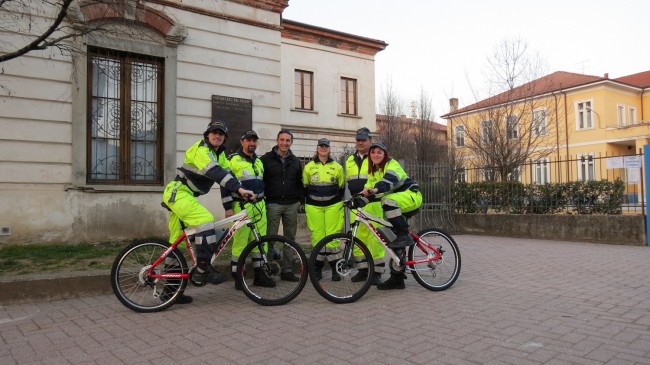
[313,260,343,281]
[351,268,368,282]
[313,260,324,280]
[377,272,406,290]
[389,234,415,248]
[253,267,276,287]
[193,260,228,285]
[330,260,341,281]
[351,269,384,285]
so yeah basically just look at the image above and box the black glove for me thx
[351,196,369,209]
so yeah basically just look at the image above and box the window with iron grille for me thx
[87,47,164,184]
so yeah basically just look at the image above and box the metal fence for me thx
[402,161,458,232]
[449,152,645,215]
[295,152,645,235]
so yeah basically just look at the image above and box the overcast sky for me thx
[283,0,650,122]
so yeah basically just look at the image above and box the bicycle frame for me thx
[348,206,444,271]
[146,208,257,281]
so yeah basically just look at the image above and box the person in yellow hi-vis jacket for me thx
[361,141,422,290]
[303,138,345,281]
[345,127,384,285]
[162,120,254,304]
[225,130,275,289]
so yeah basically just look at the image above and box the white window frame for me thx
[482,165,495,181]
[456,166,466,183]
[533,158,550,184]
[577,153,596,181]
[629,106,637,125]
[455,125,465,147]
[576,101,593,130]
[532,108,548,136]
[507,166,521,182]
[481,119,494,144]
[617,104,626,127]
[506,115,519,139]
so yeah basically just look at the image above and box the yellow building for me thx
[442,71,650,191]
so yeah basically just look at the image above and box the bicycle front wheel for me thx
[308,233,373,304]
[237,235,308,306]
[111,239,188,313]
[408,228,461,291]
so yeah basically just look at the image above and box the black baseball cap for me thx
[355,127,371,140]
[204,120,228,136]
[317,138,330,147]
[240,130,259,140]
[369,141,387,151]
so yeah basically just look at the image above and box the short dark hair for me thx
[277,129,293,139]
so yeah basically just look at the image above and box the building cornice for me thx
[281,19,387,56]
[145,0,284,31]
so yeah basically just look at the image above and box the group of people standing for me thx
[162,121,422,304]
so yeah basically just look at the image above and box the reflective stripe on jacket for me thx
[225,150,265,210]
[345,153,368,196]
[176,139,241,199]
[303,157,344,207]
[367,158,417,195]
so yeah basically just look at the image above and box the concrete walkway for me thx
[1,235,650,364]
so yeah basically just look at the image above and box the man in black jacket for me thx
[261,129,304,281]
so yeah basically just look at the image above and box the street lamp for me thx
[586,107,601,129]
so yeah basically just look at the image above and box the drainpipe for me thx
[641,87,645,121]
[562,91,570,180]
[553,92,561,180]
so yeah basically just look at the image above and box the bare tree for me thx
[376,77,410,158]
[455,37,561,181]
[412,87,446,164]
[0,0,176,64]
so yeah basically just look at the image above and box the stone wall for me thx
[453,214,646,246]
[294,212,646,247]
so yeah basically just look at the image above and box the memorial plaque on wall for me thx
[211,95,253,156]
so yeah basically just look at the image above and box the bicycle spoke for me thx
[408,228,461,291]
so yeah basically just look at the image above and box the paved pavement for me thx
[1,235,650,364]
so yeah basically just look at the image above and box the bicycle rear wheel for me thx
[237,235,308,306]
[407,228,461,291]
[308,233,373,304]
[111,239,188,313]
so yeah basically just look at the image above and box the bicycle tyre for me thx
[308,233,374,304]
[237,235,308,306]
[111,239,188,313]
[408,228,461,291]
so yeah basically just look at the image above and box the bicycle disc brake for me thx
[262,260,281,276]
[138,265,159,286]
[335,258,354,278]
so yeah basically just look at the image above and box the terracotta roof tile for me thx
[444,71,605,117]
[615,70,650,87]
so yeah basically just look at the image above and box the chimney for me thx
[604,73,609,79]
[449,98,459,112]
